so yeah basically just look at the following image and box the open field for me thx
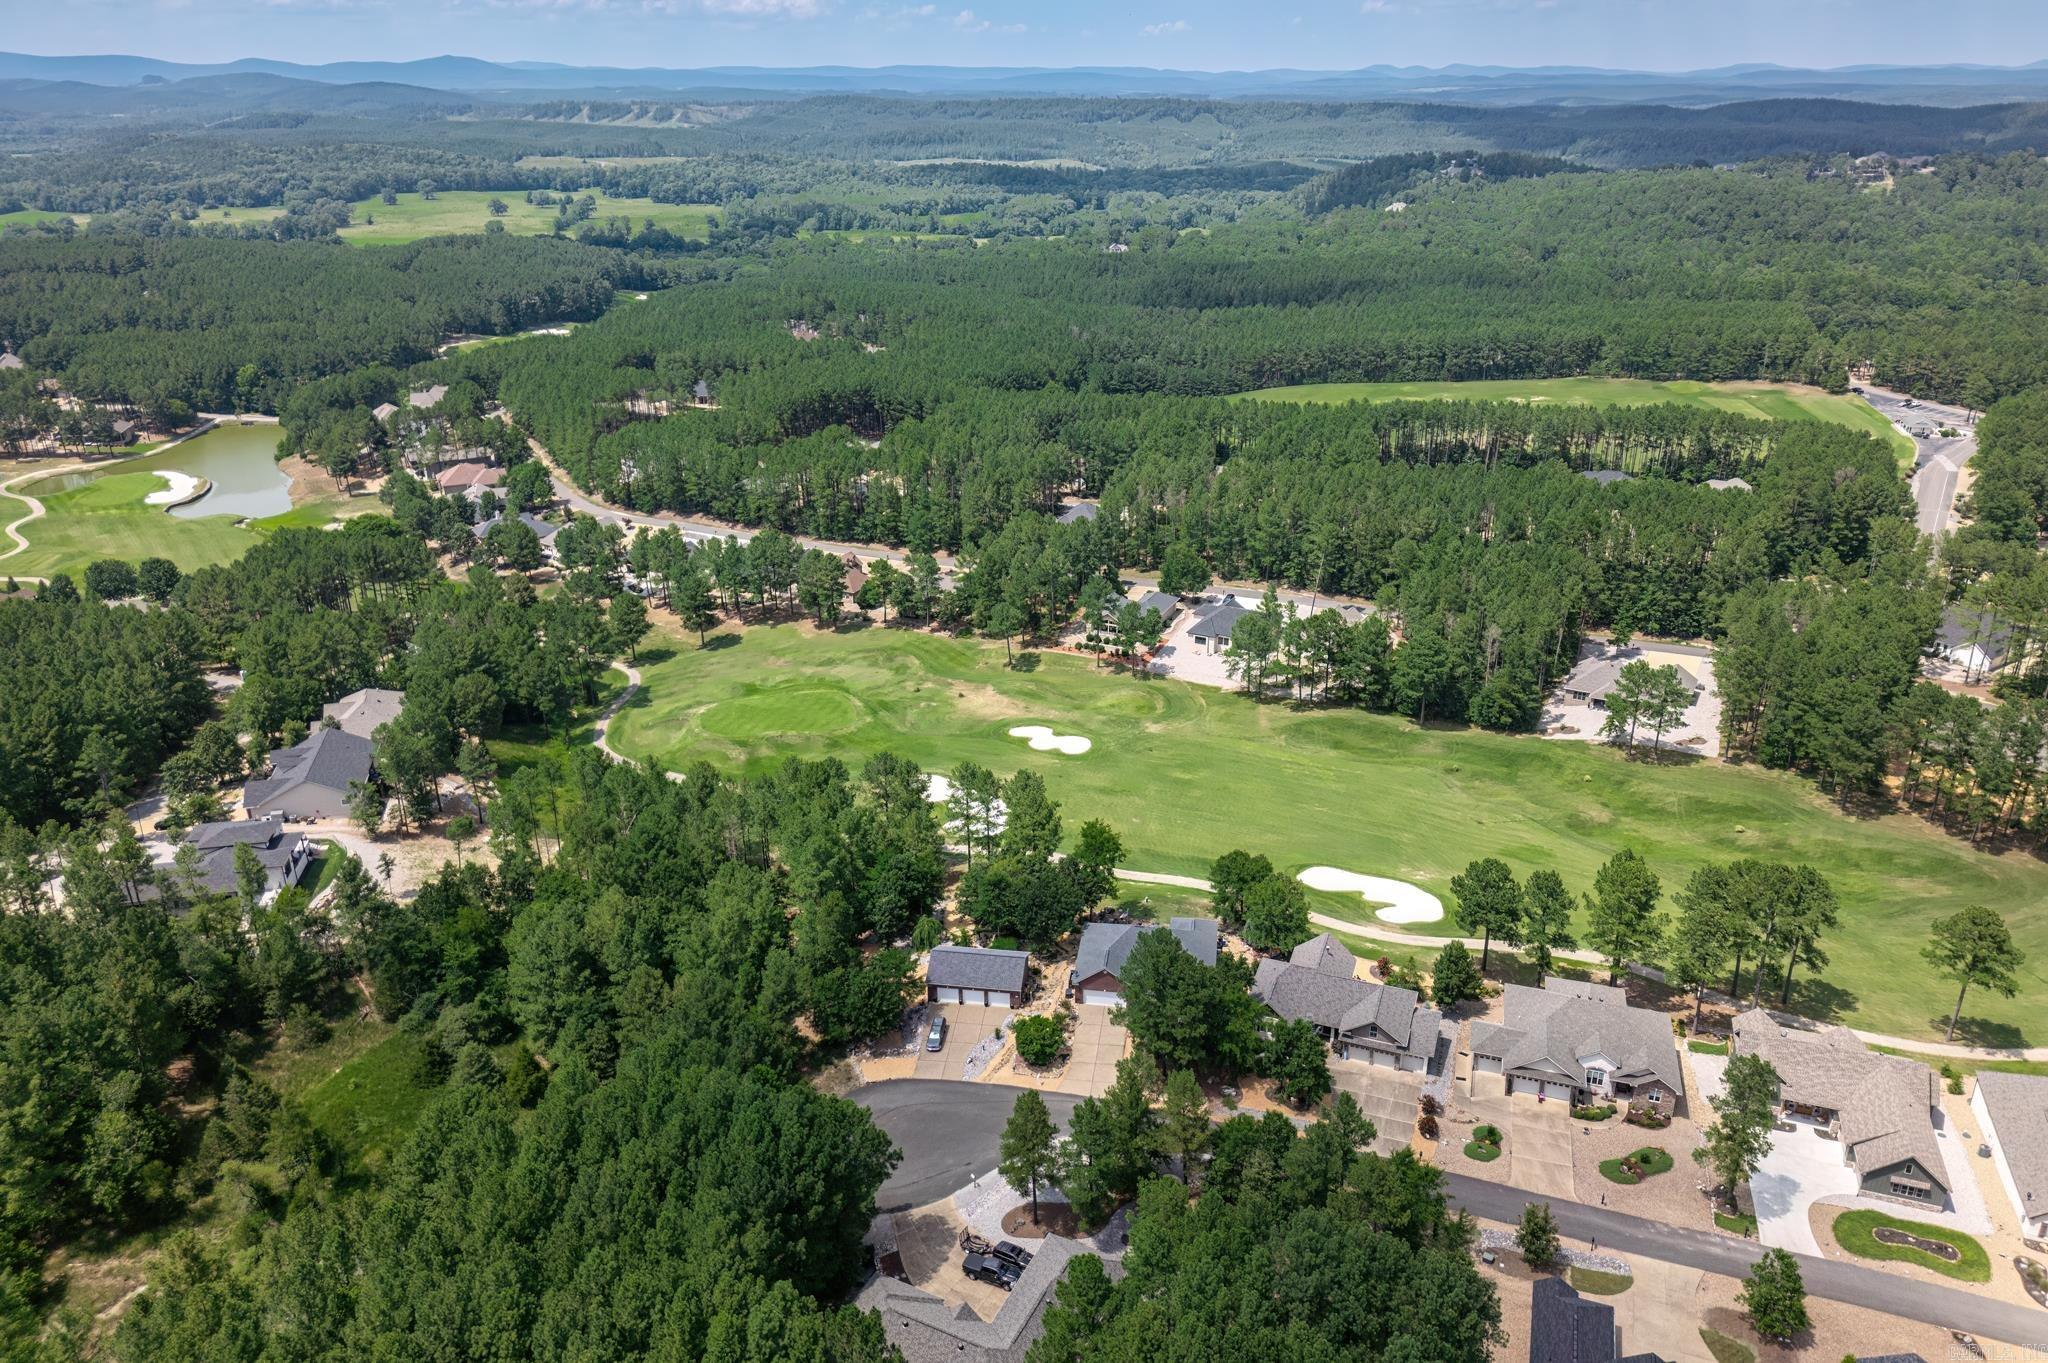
[0,461,361,581]
[606,621,2048,1044]
[338,190,715,245]
[0,207,90,229]
[1232,377,1916,461]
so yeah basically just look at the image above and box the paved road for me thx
[1445,1174,2047,1349]
[1856,384,1978,540]
[853,1079,1081,1211]
[854,1079,2047,1346]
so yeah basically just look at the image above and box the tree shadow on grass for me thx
[1008,651,1040,672]
[698,633,740,652]
[1931,1014,2030,1049]
[635,644,678,667]
[831,615,874,634]
[1779,976,1858,1025]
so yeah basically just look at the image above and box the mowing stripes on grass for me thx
[1566,1266,1633,1296]
[1699,1327,1756,1363]
[608,621,2048,1043]
[1831,1210,1990,1281]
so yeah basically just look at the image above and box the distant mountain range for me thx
[7,52,2048,106]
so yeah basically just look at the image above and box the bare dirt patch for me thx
[1002,1202,1081,1239]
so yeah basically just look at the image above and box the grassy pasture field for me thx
[606,621,2048,1044]
[1233,377,1915,462]
[0,207,90,230]
[0,460,358,582]
[338,190,716,246]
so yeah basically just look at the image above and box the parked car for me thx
[963,1252,1022,1290]
[992,1240,1034,1270]
[926,1016,947,1051]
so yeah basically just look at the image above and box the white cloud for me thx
[951,7,1024,31]
[1140,18,1188,34]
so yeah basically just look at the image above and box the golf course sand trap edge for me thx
[1008,724,1092,755]
[1296,866,1446,924]
[144,471,203,506]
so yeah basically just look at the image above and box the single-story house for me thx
[1705,476,1754,492]
[691,379,714,405]
[1530,1275,1669,1363]
[0,352,23,370]
[371,401,399,423]
[1733,1008,1949,1207]
[1970,1071,2048,1236]
[1134,590,1180,624]
[1251,932,1443,1071]
[109,419,141,446]
[1055,500,1099,524]
[1470,980,1682,1113]
[1580,469,1634,486]
[473,512,563,562]
[321,687,404,740]
[407,385,448,410]
[1932,605,2012,677]
[1559,652,1703,709]
[858,1233,1093,1363]
[242,726,374,821]
[1073,916,1218,1006]
[150,817,311,905]
[925,945,1032,1009]
[435,462,504,496]
[1187,597,1251,655]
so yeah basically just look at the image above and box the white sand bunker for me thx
[925,774,1007,834]
[925,773,954,803]
[1296,866,1446,924]
[144,471,200,506]
[1008,725,1092,755]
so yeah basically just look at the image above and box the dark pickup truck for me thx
[962,1251,1023,1290]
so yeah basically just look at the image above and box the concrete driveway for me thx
[912,1004,1003,1081]
[1752,1119,1857,1255]
[1054,1005,1131,1096]
[1507,1098,1576,1200]
[1329,1060,1419,1155]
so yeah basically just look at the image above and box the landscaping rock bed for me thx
[960,1021,1008,1081]
[1872,1225,1960,1261]
[1478,1229,1631,1277]
[2015,1256,2048,1309]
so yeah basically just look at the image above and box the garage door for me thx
[1511,1075,1572,1101]
[1473,1054,1503,1074]
[960,989,986,1007]
[1082,989,1121,1007]
[933,986,962,1004]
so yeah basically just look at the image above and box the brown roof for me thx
[435,462,503,492]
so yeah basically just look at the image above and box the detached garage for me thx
[925,945,1031,1010]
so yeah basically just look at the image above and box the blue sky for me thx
[17,0,2048,73]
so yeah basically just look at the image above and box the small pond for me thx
[30,422,291,520]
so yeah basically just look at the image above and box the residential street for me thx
[1855,383,1979,540]
[855,1078,2048,1349]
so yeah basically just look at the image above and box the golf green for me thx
[608,622,2048,1044]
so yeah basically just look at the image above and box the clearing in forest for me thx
[1232,377,1915,462]
[337,190,716,246]
[605,620,2048,1046]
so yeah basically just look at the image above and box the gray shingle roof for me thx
[243,727,372,808]
[1135,590,1179,619]
[1705,476,1753,492]
[1252,953,1435,1058]
[1973,1071,2048,1216]
[926,945,1031,995]
[1531,1275,1616,1363]
[321,687,404,740]
[1733,1008,1944,1185]
[170,818,305,896]
[407,385,448,409]
[1474,981,1683,1095]
[1055,500,1099,524]
[1188,597,1249,642]
[1075,916,1218,983]
[1289,931,1356,978]
[1562,653,1701,703]
[1580,468,1633,486]
[1937,605,2011,664]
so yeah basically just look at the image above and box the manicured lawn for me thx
[1567,1266,1633,1295]
[1598,1146,1674,1184]
[1831,1209,1990,1281]
[1231,377,1914,462]
[0,466,359,581]
[1688,1039,1730,1055]
[1699,1327,1756,1363]
[1872,1046,2048,1079]
[1714,1210,1758,1237]
[338,190,714,246]
[606,621,2048,1043]
[1463,1139,1502,1162]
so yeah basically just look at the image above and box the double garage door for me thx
[1509,1075,1574,1102]
[931,987,1010,1008]
[1081,989,1121,1008]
